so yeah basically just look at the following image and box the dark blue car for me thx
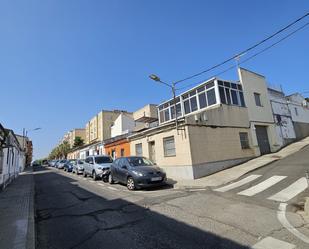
[63,160,75,172]
[108,156,167,190]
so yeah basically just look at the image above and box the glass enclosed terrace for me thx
[158,78,246,124]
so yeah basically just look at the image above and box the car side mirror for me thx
[121,165,127,169]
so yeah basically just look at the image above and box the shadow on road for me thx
[34,166,250,249]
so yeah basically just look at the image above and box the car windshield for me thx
[95,156,113,164]
[127,157,154,167]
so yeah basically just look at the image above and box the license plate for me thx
[151,177,162,181]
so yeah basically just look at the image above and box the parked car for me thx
[57,159,67,169]
[83,155,113,180]
[31,161,40,167]
[108,156,167,190]
[72,159,85,174]
[63,160,74,172]
[42,160,48,166]
[52,160,59,167]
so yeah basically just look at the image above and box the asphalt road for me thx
[34,146,309,249]
[34,167,249,249]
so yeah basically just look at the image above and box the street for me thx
[34,146,309,249]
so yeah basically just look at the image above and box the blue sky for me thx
[0,0,308,159]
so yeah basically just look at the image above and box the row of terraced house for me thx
[0,123,33,190]
[64,68,309,180]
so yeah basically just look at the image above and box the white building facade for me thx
[268,87,296,146]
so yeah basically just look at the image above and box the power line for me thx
[176,21,309,92]
[173,12,309,85]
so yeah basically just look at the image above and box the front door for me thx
[149,141,156,163]
[255,126,271,155]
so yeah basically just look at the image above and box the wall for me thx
[105,139,131,159]
[238,68,274,123]
[111,113,135,138]
[188,125,255,178]
[287,94,309,123]
[130,126,194,179]
[102,111,123,140]
[0,134,21,190]
[293,122,309,140]
[133,104,158,121]
[268,89,296,146]
[238,68,280,154]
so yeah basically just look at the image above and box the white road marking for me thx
[268,177,308,202]
[214,175,261,192]
[238,176,287,196]
[98,183,105,186]
[188,188,207,192]
[277,203,309,244]
[108,186,118,191]
[252,236,295,249]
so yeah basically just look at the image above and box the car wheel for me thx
[127,177,135,191]
[92,171,97,181]
[83,171,87,178]
[108,174,114,184]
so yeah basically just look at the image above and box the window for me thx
[219,87,226,104]
[207,88,216,106]
[135,143,143,156]
[163,136,176,157]
[254,93,262,106]
[190,97,198,112]
[239,92,245,107]
[198,92,207,108]
[95,156,113,164]
[231,90,239,105]
[121,148,125,157]
[239,132,250,149]
[295,107,298,116]
[158,97,182,123]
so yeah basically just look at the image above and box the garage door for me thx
[255,126,271,155]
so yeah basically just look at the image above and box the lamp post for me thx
[149,74,179,133]
[22,127,41,151]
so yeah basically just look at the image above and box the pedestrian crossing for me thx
[214,175,308,203]
[252,236,295,249]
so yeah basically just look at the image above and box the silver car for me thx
[83,155,113,180]
[72,159,85,174]
[57,159,67,169]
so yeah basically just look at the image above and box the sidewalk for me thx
[174,136,309,189]
[0,168,35,249]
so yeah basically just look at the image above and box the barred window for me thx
[163,136,176,157]
[239,132,250,149]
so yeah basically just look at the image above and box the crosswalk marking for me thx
[238,176,287,196]
[214,175,261,192]
[252,236,295,249]
[268,177,308,202]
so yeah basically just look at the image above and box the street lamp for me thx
[23,127,42,150]
[149,74,179,133]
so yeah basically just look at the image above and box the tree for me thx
[73,136,84,148]
[48,141,70,159]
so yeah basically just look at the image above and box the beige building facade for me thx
[130,104,255,180]
[238,68,281,155]
[130,68,282,180]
